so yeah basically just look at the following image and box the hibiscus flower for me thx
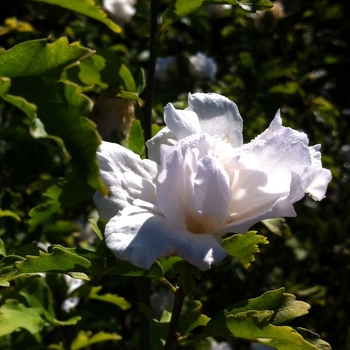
[94,93,331,270]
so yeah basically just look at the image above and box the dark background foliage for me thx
[0,0,349,349]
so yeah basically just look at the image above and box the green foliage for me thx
[0,300,44,336]
[0,37,93,77]
[200,289,330,349]
[32,0,122,33]
[160,0,273,35]
[171,260,201,293]
[222,231,268,268]
[70,331,122,350]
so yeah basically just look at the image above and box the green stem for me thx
[158,277,177,294]
[163,286,186,350]
[143,0,159,152]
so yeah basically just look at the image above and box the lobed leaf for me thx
[32,0,122,33]
[171,260,201,293]
[202,310,322,349]
[0,300,44,336]
[0,37,93,77]
[71,331,122,350]
[73,285,131,310]
[222,231,268,268]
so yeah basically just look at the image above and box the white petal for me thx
[193,155,231,227]
[156,143,189,230]
[104,207,227,270]
[164,103,201,140]
[146,126,176,163]
[94,141,158,220]
[188,92,243,147]
[305,168,332,200]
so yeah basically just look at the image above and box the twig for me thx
[163,286,186,350]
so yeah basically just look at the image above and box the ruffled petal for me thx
[164,103,201,140]
[188,92,243,147]
[193,155,231,228]
[104,206,227,270]
[93,141,158,220]
[146,127,176,163]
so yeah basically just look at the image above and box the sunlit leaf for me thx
[0,37,93,77]
[71,331,122,350]
[33,0,122,33]
[73,285,131,310]
[15,245,91,276]
[201,289,329,349]
[0,208,21,222]
[0,300,44,336]
[0,17,35,36]
[222,231,268,268]
[202,310,321,349]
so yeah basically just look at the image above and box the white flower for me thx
[209,338,233,350]
[205,4,232,17]
[61,275,84,313]
[189,52,217,80]
[94,93,331,270]
[103,0,136,24]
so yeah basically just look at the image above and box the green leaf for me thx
[222,231,268,268]
[15,245,91,276]
[126,119,145,156]
[88,218,105,241]
[171,260,201,293]
[71,331,122,350]
[0,239,6,257]
[73,285,131,310]
[202,310,320,349]
[0,208,21,222]
[65,49,137,93]
[9,75,107,194]
[139,303,170,350]
[0,77,37,120]
[28,183,62,232]
[33,0,122,33]
[0,37,93,78]
[296,328,331,350]
[261,218,291,237]
[106,260,164,278]
[201,289,326,349]
[178,300,210,336]
[221,288,310,326]
[0,300,44,336]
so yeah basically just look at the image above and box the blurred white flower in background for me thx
[205,4,232,17]
[155,53,217,82]
[209,338,233,349]
[150,289,175,320]
[61,275,84,313]
[189,52,218,80]
[103,0,136,24]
